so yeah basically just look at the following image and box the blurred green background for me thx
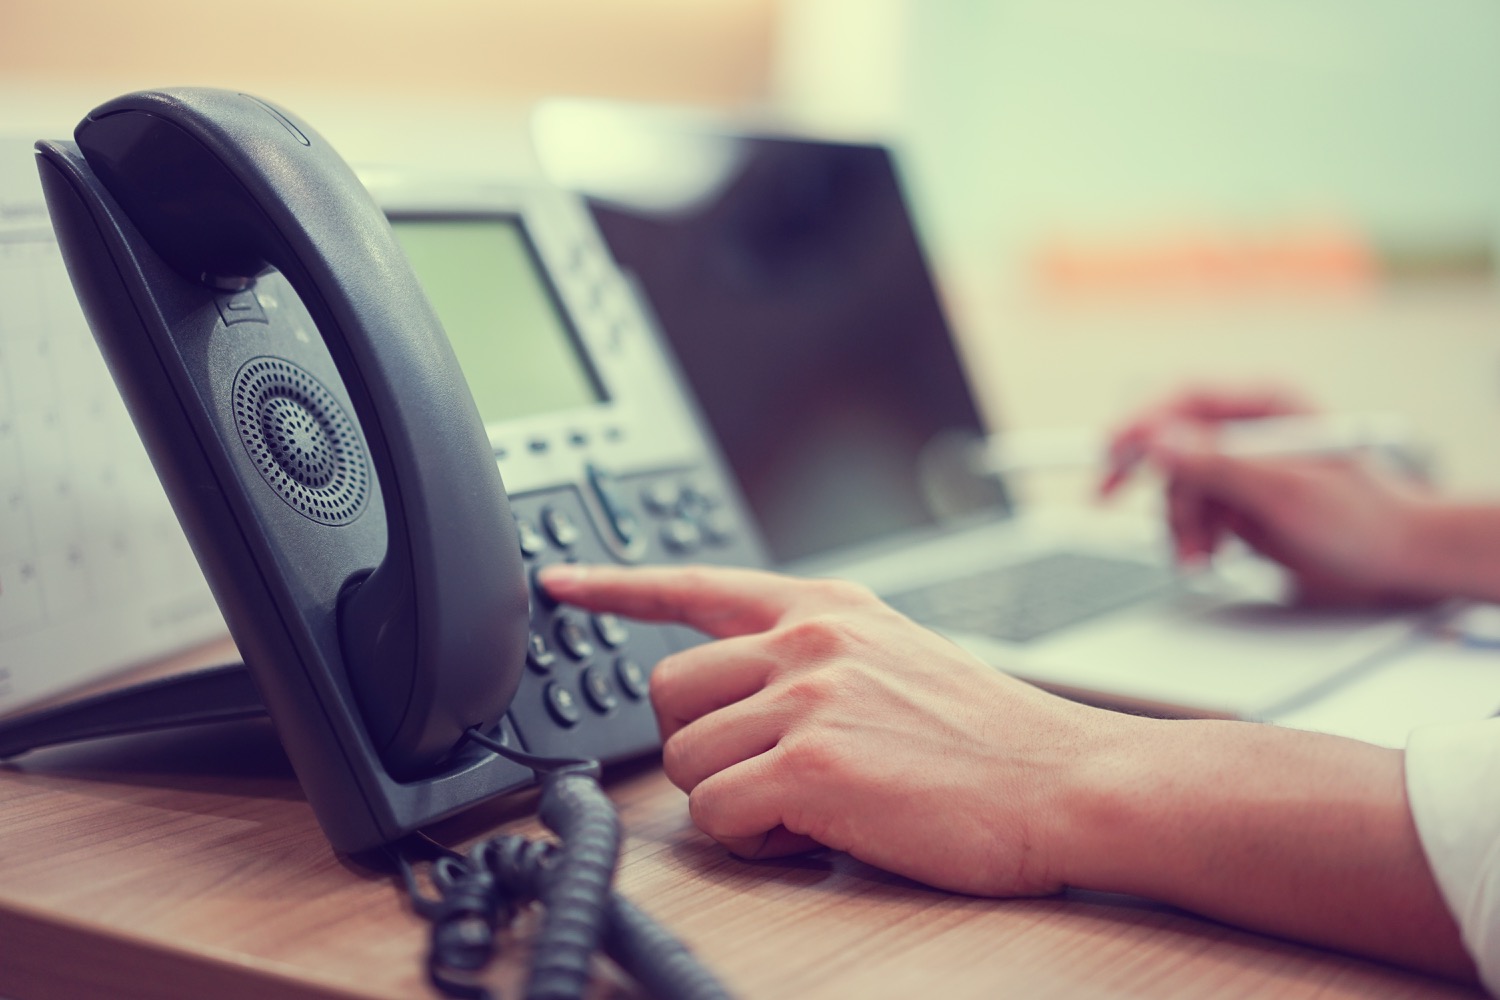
[6,0,1500,498]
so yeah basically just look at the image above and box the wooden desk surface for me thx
[0,717,1480,1000]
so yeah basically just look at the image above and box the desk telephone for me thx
[4,88,761,997]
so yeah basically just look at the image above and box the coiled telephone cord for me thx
[396,727,732,1000]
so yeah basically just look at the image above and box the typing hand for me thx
[1100,386,1430,605]
[538,563,1109,897]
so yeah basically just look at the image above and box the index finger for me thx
[1099,386,1313,497]
[537,563,805,639]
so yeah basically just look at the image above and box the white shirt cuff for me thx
[1406,717,1500,995]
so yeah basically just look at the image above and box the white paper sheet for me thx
[0,137,225,714]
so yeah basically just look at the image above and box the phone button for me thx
[215,288,267,326]
[582,666,618,713]
[614,657,648,700]
[526,632,556,673]
[661,518,702,554]
[543,682,582,727]
[555,615,596,660]
[515,517,546,559]
[702,512,738,542]
[593,613,629,648]
[531,566,561,610]
[642,481,680,516]
[586,464,641,547]
[541,506,581,548]
[701,509,736,546]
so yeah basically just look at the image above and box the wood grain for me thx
[0,717,1481,999]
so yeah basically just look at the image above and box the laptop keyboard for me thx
[884,551,1178,644]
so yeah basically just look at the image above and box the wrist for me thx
[1390,500,1500,602]
[1032,707,1166,894]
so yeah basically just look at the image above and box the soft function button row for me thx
[640,478,735,554]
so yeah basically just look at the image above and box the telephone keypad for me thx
[505,470,760,763]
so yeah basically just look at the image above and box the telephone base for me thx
[0,663,265,759]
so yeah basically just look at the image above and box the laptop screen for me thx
[563,126,1011,564]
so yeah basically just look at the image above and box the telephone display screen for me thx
[391,217,605,425]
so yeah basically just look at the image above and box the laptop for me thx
[530,105,1424,720]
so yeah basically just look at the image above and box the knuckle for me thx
[770,612,869,664]
[686,784,727,835]
[808,577,878,607]
[647,666,683,726]
[659,730,695,788]
[776,735,842,787]
[648,652,685,703]
[774,668,845,713]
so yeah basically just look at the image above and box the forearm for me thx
[1396,501,1500,604]
[1055,714,1477,982]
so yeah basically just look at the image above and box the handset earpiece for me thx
[72,88,528,778]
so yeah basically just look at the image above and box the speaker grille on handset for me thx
[233,357,370,524]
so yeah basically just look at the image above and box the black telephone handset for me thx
[33,89,535,844]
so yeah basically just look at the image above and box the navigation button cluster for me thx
[638,476,735,556]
